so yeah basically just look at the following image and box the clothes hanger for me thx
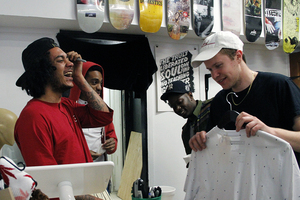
[217,92,240,129]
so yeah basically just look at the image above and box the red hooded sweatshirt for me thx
[69,61,118,155]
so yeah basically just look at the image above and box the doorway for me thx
[105,89,148,192]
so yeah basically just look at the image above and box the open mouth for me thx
[64,71,73,77]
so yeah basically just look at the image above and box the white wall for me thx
[0,1,75,19]
[0,1,290,200]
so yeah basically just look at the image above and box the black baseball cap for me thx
[160,81,190,101]
[16,37,59,87]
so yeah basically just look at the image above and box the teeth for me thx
[64,72,72,77]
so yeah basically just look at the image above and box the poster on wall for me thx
[155,43,199,112]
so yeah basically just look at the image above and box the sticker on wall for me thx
[282,0,300,53]
[221,0,241,36]
[243,0,262,42]
[265,0,281,50]
[192,0,214,38]
[109,0,134,30]
[166,0,190,40]
[139,0,163,33]
[77,0,104,33]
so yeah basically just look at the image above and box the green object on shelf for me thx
[132,195,161,200]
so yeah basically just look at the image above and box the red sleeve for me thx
[104,122,118,154]
[14,112,58,166]
[64,98,114,128]
[85,105,114,128]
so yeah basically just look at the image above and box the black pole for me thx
[205,74,212,100]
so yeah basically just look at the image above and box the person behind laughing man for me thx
[189,31,300,167]
[68,61,118,162]
[14,38,113,200]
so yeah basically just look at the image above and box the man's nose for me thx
[211,70,219,80]
[66,59,74,68]
[96,83,102,91]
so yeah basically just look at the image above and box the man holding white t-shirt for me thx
[185,31,300,199]
[189,31,300,166]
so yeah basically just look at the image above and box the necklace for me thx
[231,72,256,106]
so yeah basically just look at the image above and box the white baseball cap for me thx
[191,31,244,68]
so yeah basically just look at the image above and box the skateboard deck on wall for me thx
[244,0,262,42]
[108,0,134,30]
[167,0,190,40]
[221,0,241,36]
[265,0,281,50]
[192,0,214,38]
[283,0,300,53]
[139,0,163,33]
[77,0,104,33]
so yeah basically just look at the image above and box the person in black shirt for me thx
[189,31,300,167]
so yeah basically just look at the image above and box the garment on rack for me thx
[184,126,300,200]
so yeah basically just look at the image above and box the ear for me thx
[187,92,194,99]
[236,50,243,63]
